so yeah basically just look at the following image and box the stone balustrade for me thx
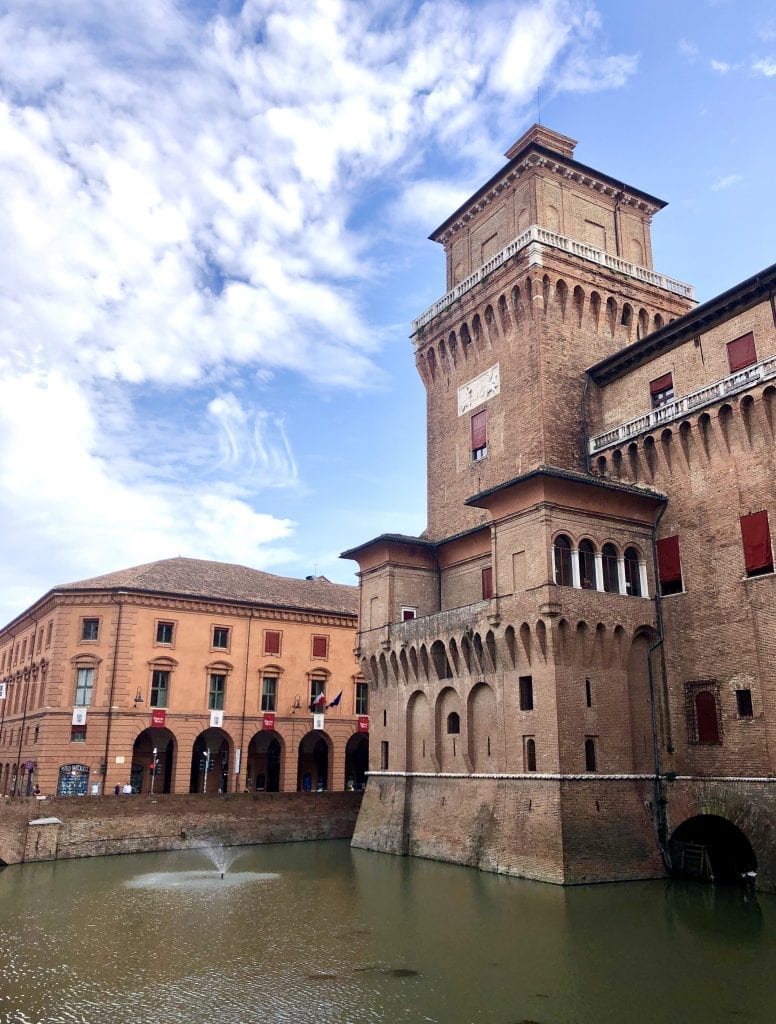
[411,224,695,337]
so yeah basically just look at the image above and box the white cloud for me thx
[0,0,637,622]
[710,59,737,73]
[753,57,776,76]
[678,39,699,61]
[710,173,743,191]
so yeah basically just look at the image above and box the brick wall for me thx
[0,791,362,866]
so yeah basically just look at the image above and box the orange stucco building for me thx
[0,558,367,798]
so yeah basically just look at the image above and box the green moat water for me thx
[0,840,773,1024]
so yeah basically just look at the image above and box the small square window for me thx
[401,607,417,621]
[156,621,174,645]
[71,726,87,743]
[264,630,282,656]
[81,618,99,642]
[212,626,230,650]
[727,332,757,373]
[649,373,674,409]
[736,689,754,718]
[312,635,329,659]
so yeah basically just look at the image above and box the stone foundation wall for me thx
[352,774,666,884]
[0,791,362,866]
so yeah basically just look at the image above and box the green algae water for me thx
[1,840,774,1024]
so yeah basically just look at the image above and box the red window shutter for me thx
[312,635,328,658]
[656,535,682,583]
[471,410,487,451]
[740,511,773,573]
[649,373,673,396]
[695,691,720,743]
[727,332,757,372]
[264,630,281,656]
[482,566,493,600]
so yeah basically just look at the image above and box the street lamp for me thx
[202,747,211,794]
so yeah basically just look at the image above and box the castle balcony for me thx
[411,224,695,339]
[388,601,490,647]
[589,355,776,454]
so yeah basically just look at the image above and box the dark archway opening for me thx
[344,733,369,790]
[669,815,757,884]
[190,729,231,794]
[132,727,176,794]
[246,732,283,791]
[297,731,330,792]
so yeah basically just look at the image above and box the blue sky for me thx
[1,0,774,623]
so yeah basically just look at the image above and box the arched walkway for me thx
[297,730,331,792]
[344,733,368,790]
[246,731,283,792]
[669,815,757,883]
[190,728,232,794]
[132,727,177,794]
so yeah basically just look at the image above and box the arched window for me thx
[524,737,537,772]
[447,711,460,735]
[584,738,597,772]
[578,540,596,589]
[624,547,642,597]
[602,543,619,593]
[695,691,721,744]
[553,535,573,587]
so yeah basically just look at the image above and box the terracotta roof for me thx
[55,557,358,617]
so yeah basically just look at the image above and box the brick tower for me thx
[343,126,776,887]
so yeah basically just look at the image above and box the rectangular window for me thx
[656,535,683,595]
[355,682,369,716]
[70,726,87,743]
[155,621,174,645]
[309,676,326,710]
[36,630,42,653]
[519,675,534,711]
[151,669,169,708]
[312,635,329,659]
[649,372,674,408]
[401,607,417,621]
[212,626,230,650]
[208,673,226,710]
[261,676,277,712]
[46,621,52,647]
[727,332,757,372]
[481,566,493,600]
[585,737,597,772]
[81,618,99,641]
[264,630,282,657]
[585,678,592,708]
[471,410,488,460]
[380,740,389,770]
[75,667,94,706]
[740,511,774,576]
[21,639,26,661]
[736,689,754,718]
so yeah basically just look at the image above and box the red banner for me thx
[263,712,276,730]
[151,709,166,728]
[358,716,370,733]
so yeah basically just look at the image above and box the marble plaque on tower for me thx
[458,364,500,416]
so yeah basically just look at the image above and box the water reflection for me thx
[0,843,775,1024]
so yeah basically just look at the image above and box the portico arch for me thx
[297,730,332,792]
[246,729,284,791]
[132,726,176,794]
[190,728,232,794]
